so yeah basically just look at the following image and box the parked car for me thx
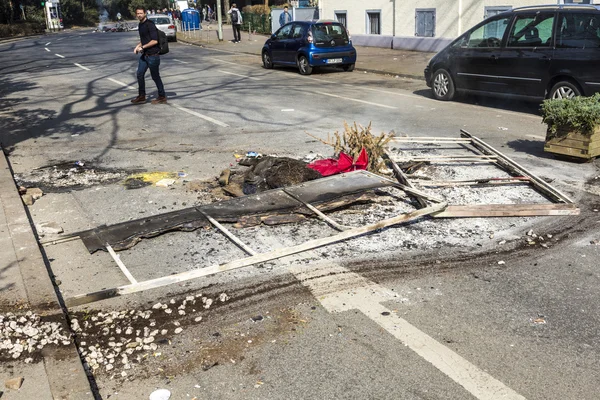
[148,14,177,42]
[424,4,600,101]
[262,20,357,75]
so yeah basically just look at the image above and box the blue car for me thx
[262,20,357,75]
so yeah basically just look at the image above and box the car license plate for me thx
[327,58,342,64]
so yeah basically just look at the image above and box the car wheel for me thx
[431,68,455,101]
[262,51,273,69]
[343,63,355,72]
[549,81,581,99]
[298,55,312,75]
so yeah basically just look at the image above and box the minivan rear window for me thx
[311,23,349,47]
[507,13,554,47]
[557,13,600,48]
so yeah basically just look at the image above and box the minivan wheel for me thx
[298,56,313,75]
[343,63,355,72]
[262,51,273,69]
[549,81,581,99]
[432,69,455,101]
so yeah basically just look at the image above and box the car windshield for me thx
[151,18,171,25]
[311,23,348,43]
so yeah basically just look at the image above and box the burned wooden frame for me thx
[45,132,577,308]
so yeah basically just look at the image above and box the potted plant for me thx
[541,93,600,159]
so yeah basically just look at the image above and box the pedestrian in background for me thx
[131,7,167,105]
[279,6,292,27]
[228,3,242,43]
[206,5,212,22]
[202,6,207,22]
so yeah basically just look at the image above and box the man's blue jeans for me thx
[137,54,165,97]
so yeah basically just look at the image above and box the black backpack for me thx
[157,29,169,55]
[230,10,238,24]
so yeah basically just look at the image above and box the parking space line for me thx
[289,263,527,400]
[44,47,50,52]
[211,57,242,66]
[314,91,398,109]
[173,59,189,64]
[74,63,90,71]
[217,70,261,81]
[55,54,65,58]
[171,103,229,127]
[45,42,51,46]
[107,78,136,90]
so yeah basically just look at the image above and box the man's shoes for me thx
[151,96,167,105]
[130,95,146,104]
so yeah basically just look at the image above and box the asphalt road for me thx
[1,30,599,400]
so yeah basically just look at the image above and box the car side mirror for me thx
[271,34,276,40]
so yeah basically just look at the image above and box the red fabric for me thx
[308,148,369,176]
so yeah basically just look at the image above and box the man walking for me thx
[228,4,242,43]
[131,7,167,105]
[279,6,292,28]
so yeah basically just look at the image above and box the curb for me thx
[177,37,426,81]
[0,148,94,399]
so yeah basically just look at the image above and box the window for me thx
[457,16,511,48]
[484,6,512,19]
[275,24,292,40]
[366,10,381,35]
[508,13,554,47]
[291,24,305,39]
[335,11,347,28]
[416,9,435,37]
[556,12,600,48]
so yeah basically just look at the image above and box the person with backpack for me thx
[228,3,243,43]
[132,7,167,105]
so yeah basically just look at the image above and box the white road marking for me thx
[217,70,261,81]
[288,262,527,400]
[173,59,189,64]
[257,231,527,400]
[314,91,398,109]
[107,78,136,90]
[44,47,50,52]
[55,54,65,58]
[211,57,241,66]
[171,104,229,127]
[74,63,90,71]
[281,109,294,112]
[45,42,51,46]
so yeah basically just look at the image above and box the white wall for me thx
[321,0,557,40]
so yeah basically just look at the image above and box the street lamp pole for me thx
[216,0,223,41]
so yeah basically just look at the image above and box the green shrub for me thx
[541,93,600,137]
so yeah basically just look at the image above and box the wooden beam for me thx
[106,244,137,284]
[460,130,575,204]
[384,150,428,208]
[64,202,447,307]
[198,209,257,256]
[432,203,579,218]
[282,189,350,231]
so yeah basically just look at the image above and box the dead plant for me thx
[306,122,394,172]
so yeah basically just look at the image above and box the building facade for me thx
[319,0,592,51]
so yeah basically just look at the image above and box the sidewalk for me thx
[177,23,433,80]
[0,148,93,399]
